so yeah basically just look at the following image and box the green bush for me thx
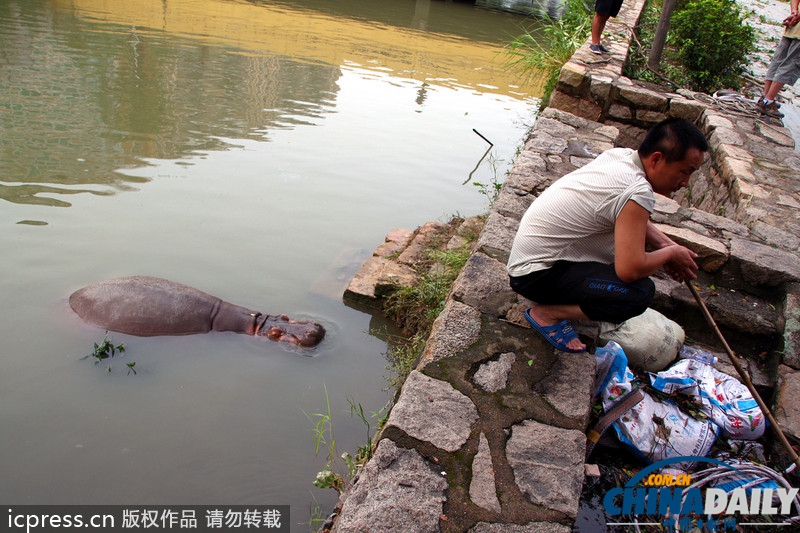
[670,0,756,92]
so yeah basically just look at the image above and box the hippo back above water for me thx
[69,276,325,347]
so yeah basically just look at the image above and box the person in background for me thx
[507,118,708,353]
[758,0,800,119]
[589,0,624,54]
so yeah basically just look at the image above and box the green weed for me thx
[382,218,478,388]
[384,332,427,393]
[472,153,505,205]
[385,244,471,340]
[305,386,386,495]
[305,385,342,492]
[82,333,137,375]
[89,332,125,361]
[502,0,592,107]
[306,499,326,533]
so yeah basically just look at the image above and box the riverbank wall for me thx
[328,1,800,530]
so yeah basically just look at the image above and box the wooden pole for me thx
[648,0,678,71]
[685,281,800,471]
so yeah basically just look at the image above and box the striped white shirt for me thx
[507,148,654,277]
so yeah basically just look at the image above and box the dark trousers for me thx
[509,261,654,324]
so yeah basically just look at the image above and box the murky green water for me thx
[0,0,544,527]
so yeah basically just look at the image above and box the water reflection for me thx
[0,0,542,208]
[477,0,564,19]
[0,1,342,206]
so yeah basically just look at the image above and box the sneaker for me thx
[758,99,784,118]
[589,44,605,55]
[598,44,610,53]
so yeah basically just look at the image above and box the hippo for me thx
[69,276,325,347]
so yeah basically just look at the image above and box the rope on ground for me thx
[684,90,765,119]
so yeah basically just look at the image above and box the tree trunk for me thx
[648,0,678,71]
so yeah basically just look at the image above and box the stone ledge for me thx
[342,255,418,308]
[334,103,800,532]
[384,371,479,453]
[418,300,483,367]
[450,252,517,318]
[507,420,586,518]
[331,439,448,533]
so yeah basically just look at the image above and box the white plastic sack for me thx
[598,308,685,372]
[595,342,719,470]
[613,391,719,470]
[650,358,765,440]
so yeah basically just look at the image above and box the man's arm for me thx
[614,200,698,282]
[645,219,676,249]
[785,0,799,26]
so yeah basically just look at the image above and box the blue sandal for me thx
[524,308,584,353]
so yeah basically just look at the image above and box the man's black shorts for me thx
[595,0,624,17]
[508,260,654,324]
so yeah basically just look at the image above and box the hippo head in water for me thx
[255,314,325,347]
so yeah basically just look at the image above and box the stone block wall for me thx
[550,0,800,255]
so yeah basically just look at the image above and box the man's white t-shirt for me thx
[507,148,655,278]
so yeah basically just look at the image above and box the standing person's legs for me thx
[591,13,611,46]
[760,37,800,116]
[764,38,791,101]
[763,80,776,99]
[765,81,787,102]
[590,0,624,52]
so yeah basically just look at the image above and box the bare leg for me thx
[591,13,610,45]
[765,80,784,101]
[527,304,588,352]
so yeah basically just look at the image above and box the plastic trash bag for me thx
[594,342,718,469]
[593,340,633,406]
[650,357,765,440]
[613,392,719,470]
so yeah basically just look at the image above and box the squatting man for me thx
[507,118,708,357]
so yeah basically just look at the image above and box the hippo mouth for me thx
[255,314,325,347]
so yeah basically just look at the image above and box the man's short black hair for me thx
[638,118,709,163]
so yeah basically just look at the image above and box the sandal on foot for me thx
[524,308,584,353]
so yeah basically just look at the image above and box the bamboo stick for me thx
[685,281,800,471]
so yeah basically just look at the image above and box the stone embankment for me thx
[327,0,800,531]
